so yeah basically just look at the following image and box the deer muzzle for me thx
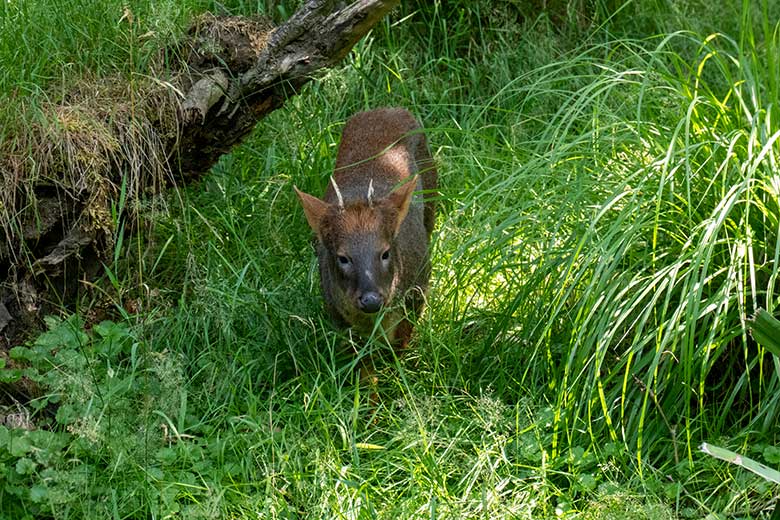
[358,291,383,314]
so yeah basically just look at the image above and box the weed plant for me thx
[1,0,779,518]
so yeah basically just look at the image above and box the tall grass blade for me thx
[700,442,780,484]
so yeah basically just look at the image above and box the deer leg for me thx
[392,318,414,355]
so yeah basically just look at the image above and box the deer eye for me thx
[381,249,390,261]
[337,255,351,265]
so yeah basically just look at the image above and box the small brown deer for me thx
[295,107,437,350]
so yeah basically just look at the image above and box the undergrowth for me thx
[1,0,780,518]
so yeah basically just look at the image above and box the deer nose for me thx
[358,292,383,314]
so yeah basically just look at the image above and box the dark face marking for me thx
[319,203,400,316]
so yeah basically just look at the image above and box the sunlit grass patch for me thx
[424,23,780,462]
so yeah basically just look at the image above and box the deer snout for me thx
[358,291,383,314]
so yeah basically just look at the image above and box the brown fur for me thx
[295,107,437,350]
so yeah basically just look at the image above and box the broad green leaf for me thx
[15,457,35,475]
[748,309,780,356]
[29,484,48,503]
[764,446,780,465]
[9,435,33,457]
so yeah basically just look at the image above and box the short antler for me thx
[367,178,375,207]
[330,176,345,210]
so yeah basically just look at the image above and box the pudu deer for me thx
[295,107,437,351]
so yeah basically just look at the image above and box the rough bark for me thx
[0,0,400,347]
[178,1,400,177]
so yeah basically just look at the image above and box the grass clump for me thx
[480,27,780,457]
[0,0,188,271]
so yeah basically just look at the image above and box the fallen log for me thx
[0,0,400,346]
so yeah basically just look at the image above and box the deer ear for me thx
[385,177,417,236]
[294,186,329,234]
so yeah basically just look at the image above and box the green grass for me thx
[2,0,780,518]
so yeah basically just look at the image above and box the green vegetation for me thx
[1,0,779,517]
[750,309,780,356]
[701,442,780,486]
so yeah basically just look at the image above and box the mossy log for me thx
[0,0,400,347]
